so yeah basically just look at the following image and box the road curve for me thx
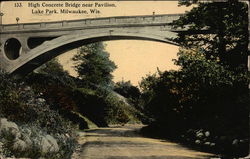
[72,125,216,159]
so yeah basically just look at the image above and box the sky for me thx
[0,1,193,85]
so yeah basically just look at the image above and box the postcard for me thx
[0,1,249,159]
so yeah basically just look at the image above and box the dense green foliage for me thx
[25,72,92,130]
[26,73,78,111]
[114,80,141,107]
[72,88,108,127]
[103,91,142,125]
[0,70,76,158]
[114,81,140,100]
[140,49,249,156]
[27,54,140,128]
[36,58,69,76]
[73,87,141,126]
[0,48,141,158]
[0,72,71,134]
[142,1,250,156]
[173,1,248,70]
[73,42,117,89]
[70,42,141,125]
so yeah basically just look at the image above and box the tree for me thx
[72,42,117,89]
[114,80,141,108]
[173,0,248,70]
[139,49,249,156]
[35,58,69,76]
[114,80,140,101]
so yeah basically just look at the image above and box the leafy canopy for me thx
[173,0,248,70]
[140,49,249,132]
[114,80,140,100]
[35,58,69,76]
[73,42,117,89]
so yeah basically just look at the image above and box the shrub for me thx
[72,87,141,126]
[25,73,90,129]
[139,49,249,156]
[114,80,141,107]
[72,88,108,127]
[0,71,77,158]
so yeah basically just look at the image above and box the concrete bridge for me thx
[0,14,184,76]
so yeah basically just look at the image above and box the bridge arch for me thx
[5,30,178,76]
[0,14,185,75]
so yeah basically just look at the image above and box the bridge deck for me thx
[0,14,182,33]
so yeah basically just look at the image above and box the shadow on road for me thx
[73,124,217,159]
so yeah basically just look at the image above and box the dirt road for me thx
[72,125,216,159]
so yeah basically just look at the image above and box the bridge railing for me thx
[0,14,182,32]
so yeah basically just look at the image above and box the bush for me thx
[72,88,108,127]
[72,87,142,126]
[114,80,141,107]
[26,72,140,128]
[25,73,91,129]
[139,49,249,156]
[0,71,77,158]
[25,73,78,112]
[104,93,134,125]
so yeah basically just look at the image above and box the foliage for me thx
[178,0,199,6]
[26,72,94,130]
[139,73,159,94]
[1,123,76,159]
[26,71,140,128]
[71,111,98,129]
[103,92,141,125]
[72,87,141,126]
[26,73,78,111]
[114,80,140,99]
[104,94,131,125]
[176,49,249,129]
[35,58,69,76]
[114,80,141,107]
[72,88,108,127]
[169,2,249,155]
[170,2,249,155]
[73,42,117,89]
[0,73,74,134]
[173,1,248,70]
[139,49,249,156]
[0,71,77,158]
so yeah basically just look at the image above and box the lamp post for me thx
[16,17,20,24]
[0,12,3,25]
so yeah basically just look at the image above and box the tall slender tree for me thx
[72,42,117,89]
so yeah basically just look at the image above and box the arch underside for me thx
[8,31,178,76]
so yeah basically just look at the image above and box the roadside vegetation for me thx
[0,70,77,159]
[140,0,249,158]
[0,42,142,158]
[140,49,249,157]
